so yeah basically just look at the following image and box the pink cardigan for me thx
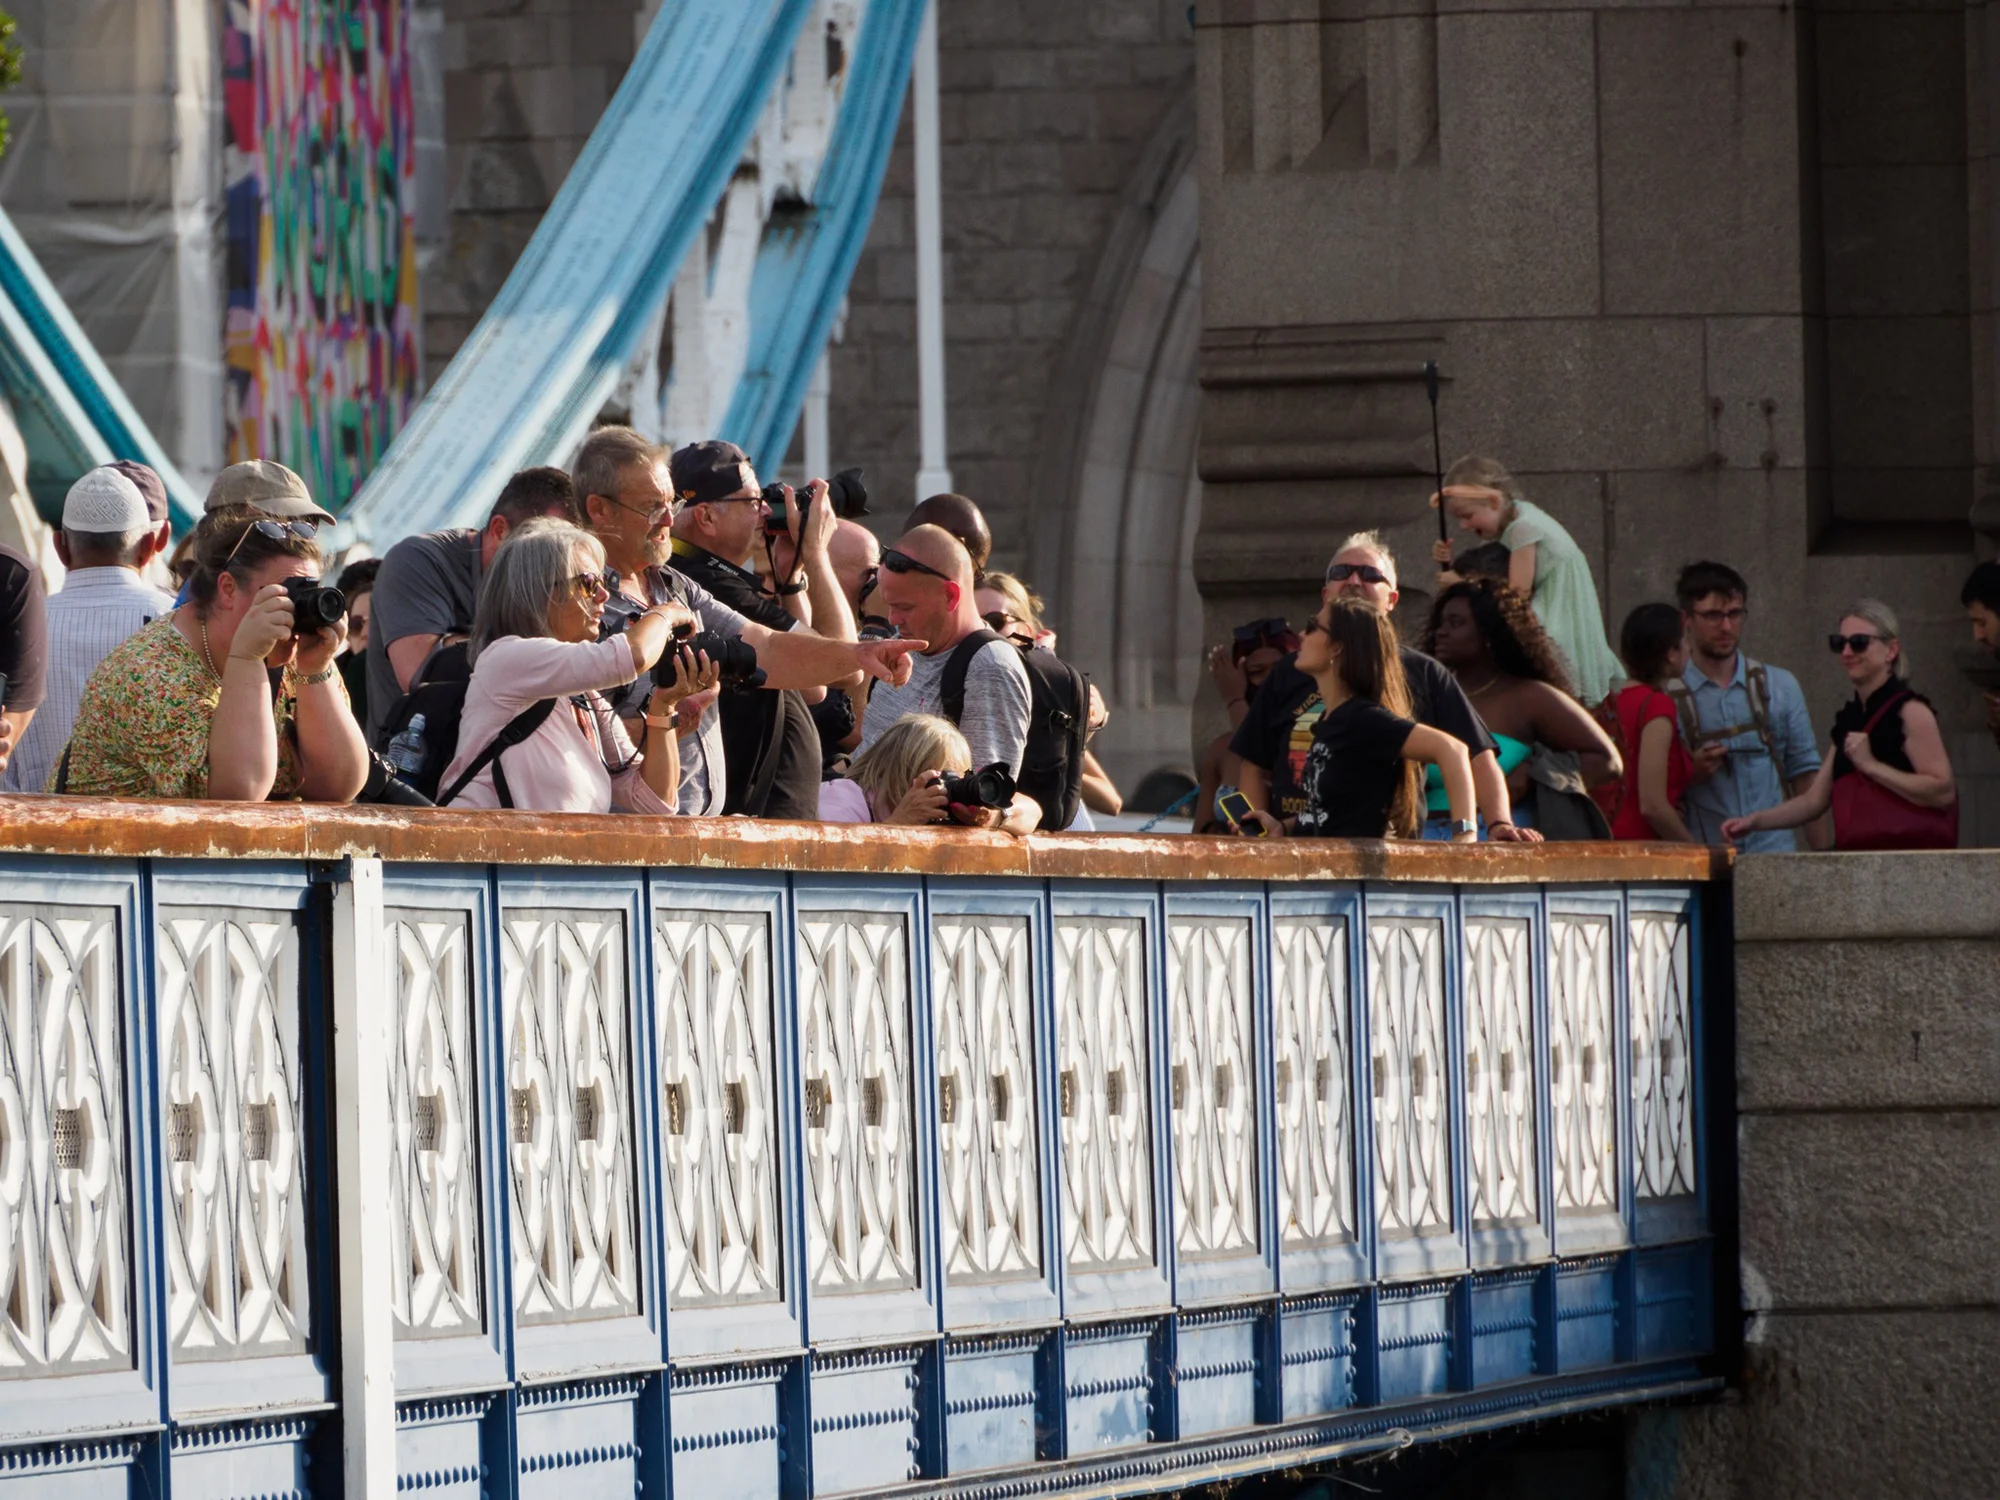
[440,635,674,815]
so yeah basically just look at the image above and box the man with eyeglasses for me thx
[1672,559,1823,850]
[367,464,579,744]
[663,439,856,818]
[577,427,919,816]
[1229,531,1539,842]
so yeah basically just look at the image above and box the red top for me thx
[1610,684,1693,841]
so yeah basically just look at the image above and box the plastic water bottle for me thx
[384,713,428,782]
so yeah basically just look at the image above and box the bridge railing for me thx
[0,801,1732,1498]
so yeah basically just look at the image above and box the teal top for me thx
[1501,499,1623,704]
[1425,731,1531,813]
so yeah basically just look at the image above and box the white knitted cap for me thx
[63,466,153,534]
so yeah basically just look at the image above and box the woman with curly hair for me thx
[1422,577,1622,833]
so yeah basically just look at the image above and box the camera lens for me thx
[281,576,347,628]
[828,467,869,519]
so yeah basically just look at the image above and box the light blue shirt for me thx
[1678,654,1821,853]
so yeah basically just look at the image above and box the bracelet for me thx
[299,662,339,685]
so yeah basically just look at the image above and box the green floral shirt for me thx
[59,614,313,799]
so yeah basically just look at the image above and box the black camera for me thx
[857,615,898,642]
[282,576,346,630]
[763,467,869,537]
[661,627,765,691]
[940,762,1016,811]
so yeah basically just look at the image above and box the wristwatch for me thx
[1447,818,1479,841]
[300,662,339,686]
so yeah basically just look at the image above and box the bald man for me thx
[827,518,882,618]
[862,525,1034,823]
[905,493,991,576]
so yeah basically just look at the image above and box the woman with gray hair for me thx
[439,519,718,813]
[1722,599,1957,850]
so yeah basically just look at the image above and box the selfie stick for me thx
[1425,360,1447,546]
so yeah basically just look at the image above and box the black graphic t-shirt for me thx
[1294,698,1418,838]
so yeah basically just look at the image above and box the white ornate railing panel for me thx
[1054,915,1155,1274]
[1368,915,1451,1238]
[0,906,130,1376]
[155,908,309,1358]
[1272,914,1354,1250]
[1549,912,1618,1216]
[656,909,784,1307]
[386,910,484,1338]
[501,910,640,1323]
[798,911,918,1293]
[1629,909,1696,1202]
[933,913,1041,1284]
[1167,916,1258,1259]
[1464,916,1538,1229]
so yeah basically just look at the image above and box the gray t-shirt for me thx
[601,565,749,816]
[858,636,1031,775]
[366,527,480,743]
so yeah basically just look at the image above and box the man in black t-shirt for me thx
[1230,531,1539,842]
[0,543,47,782]
[666,441,859,818]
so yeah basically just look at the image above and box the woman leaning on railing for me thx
[59,503,370,802]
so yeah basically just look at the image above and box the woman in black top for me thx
[1246,596,1476,840]
[1722,599,1955,848]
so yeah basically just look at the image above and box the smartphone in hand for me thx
[1217,788,1266,836]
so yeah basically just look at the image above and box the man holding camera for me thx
[861,524,1040,830]
[577,426,919,815]
[666,439,857,817]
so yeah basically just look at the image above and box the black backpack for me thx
[941,630,1088,832]
[374,640,475,802]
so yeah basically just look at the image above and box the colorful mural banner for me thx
[223,0,419,513]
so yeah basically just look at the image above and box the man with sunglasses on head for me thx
[1229,532,1540,842]
[1672,559,1823,850]
[367,463,580,745]
[858,524,1040,830]
[578,427,920,817]
[663,439,855,818]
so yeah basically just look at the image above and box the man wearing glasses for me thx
[1672,559,1823,850]
[577,427,919,816]
[1229,531,1539,842]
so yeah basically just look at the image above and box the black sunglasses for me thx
[1829,632,1884,655]
[1326,562,1390,586]
[880,548,951,582]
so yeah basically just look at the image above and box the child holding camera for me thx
[820,714,1040,832]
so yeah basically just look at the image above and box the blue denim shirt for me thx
[1679,655,1822,852]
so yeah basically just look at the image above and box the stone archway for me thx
[1026,92,1203,793]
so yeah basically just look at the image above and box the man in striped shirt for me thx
[3,466,174,793]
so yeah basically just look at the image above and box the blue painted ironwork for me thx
[0,852,1726,1496]
[0,208,203,528]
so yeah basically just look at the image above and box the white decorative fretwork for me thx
[156,908,309,1355]
[1629,910,1696,1201]
[933,914,1040,1282]
[657,911,782,1306]
[1054,916,1154,1272]
[1368,916,1450,1237]
[798,911,916,1292]
[1167,917,1258,1258]
[0,907,130,1375]
[1549,913,1617,1214]
[1272,915,1353,1248]
[386,912,483,1337]
[1464,916,1537,1228]
[502,911,638,1323]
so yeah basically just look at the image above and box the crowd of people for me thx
[0,428,1986,852]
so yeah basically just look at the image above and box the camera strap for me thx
[436,697,559,809]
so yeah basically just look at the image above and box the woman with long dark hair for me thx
[1422,577,1621,834]
[1603,603,1699,841]
[1245,596,1475,840]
